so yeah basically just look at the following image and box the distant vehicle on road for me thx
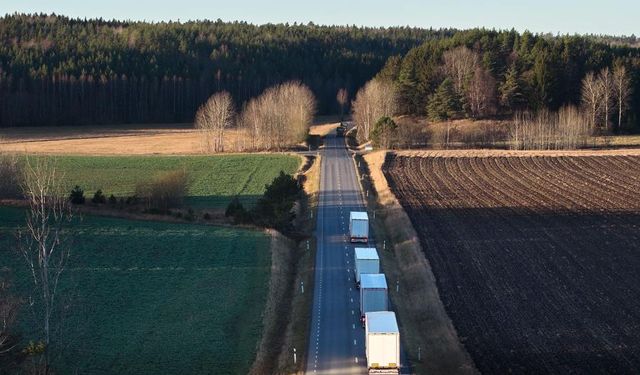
[360,273,388,326]
[364,144,374,152]
[336,123,346,137]
[354,247,380,289]
[365,311,400,374]
[349,211,369,243]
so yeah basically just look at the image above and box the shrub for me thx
[125,195,138,205]
[69,185,85,204]
[252,171,302,232]
[203,212,212,220]
[225,196,251,223]
[108,194,117,205]
[135,169,189,212]
[0,154,23,199]
[370,116,398,148]
[92,189,106,204]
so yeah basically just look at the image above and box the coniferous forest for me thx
[0,13,442,127]
[1,13,639,131]
[377,29,640,132]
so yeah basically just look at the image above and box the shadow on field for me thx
[392,201,640,374]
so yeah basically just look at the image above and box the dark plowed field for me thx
[383,154,640,374]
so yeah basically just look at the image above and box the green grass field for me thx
[38,154,300,209]
[0,206,271,375]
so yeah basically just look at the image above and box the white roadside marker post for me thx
[301,281,304,294]
[294,347,297,364]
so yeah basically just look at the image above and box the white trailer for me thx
[354,247,380,288]
[365,311,400,374]
[360,273,388,325]
[350,211,369,243]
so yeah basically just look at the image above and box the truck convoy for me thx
[360,273,389,326]
[350,211,369,243]
[354,247,380,288]
[365,311,401,374]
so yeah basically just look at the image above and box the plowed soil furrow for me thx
[383,154,640,374]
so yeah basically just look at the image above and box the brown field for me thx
[0,121,337,155]
[383,152,640,373]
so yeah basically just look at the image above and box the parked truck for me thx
[354,247,380,288]
[349,211,369,243]
[365,311,400,374]
[360,273,388,326]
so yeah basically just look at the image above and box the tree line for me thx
[375,29,640,133]
[0,13,445,127]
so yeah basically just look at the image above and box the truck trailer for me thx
[360,273,388,325]
[354,247,380,288]
[349,211,369,243]
[365,311,400,374]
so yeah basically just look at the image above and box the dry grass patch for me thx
[360,150,477,375]
[308,122,339,137]
[0,124,255,155]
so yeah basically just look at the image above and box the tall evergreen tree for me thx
[427,78,462,121]
[499,64,525,111]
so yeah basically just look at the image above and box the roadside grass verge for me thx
[354,151,477,375]
[249,155,320,375]
[0,206,271,375]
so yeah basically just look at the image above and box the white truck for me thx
[350,211,369,243]
[365,311,400,374]
[360,273,388,326]
[354,247,380,288]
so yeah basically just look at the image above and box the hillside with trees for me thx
[0,13,448,127]
[375,29,640,134]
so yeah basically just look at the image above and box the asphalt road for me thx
[305,133,372,374]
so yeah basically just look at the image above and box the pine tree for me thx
[427,78,461,121]
[499,64,524,111]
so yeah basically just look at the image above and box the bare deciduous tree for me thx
[613,64,632,132]
[17,157,73,369]
[352,79,398,142]
[468,67,498,118]
[336,88,348,121]
[442,46,479,96]
[195,91,235,153]
[510,106,589,150]
[598,67,613,132]
[238,81,316,151]
[581,71,602,131]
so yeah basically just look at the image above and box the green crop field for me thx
[34,154,300,209]
[0,206,271,375]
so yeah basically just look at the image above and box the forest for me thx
[2,14,640,133]
[376,29,640,132]
[0,13,443,127]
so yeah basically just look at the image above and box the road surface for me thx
[305,133,372,374]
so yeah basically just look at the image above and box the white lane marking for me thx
[352,323,355,329]
[355,357,359,363]
[353,339,357,346]
[352,310,354,315]
[350,298,353,303]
